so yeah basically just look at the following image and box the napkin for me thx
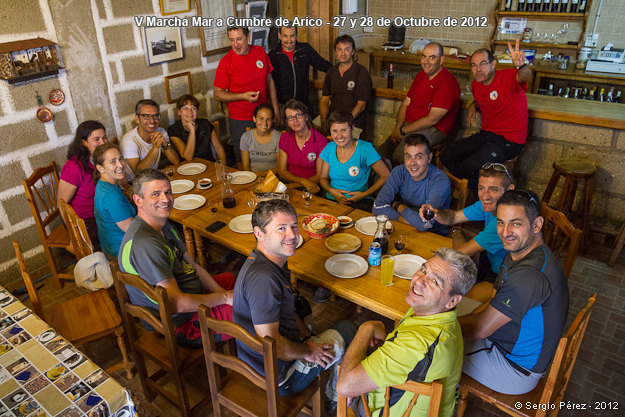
[261,170,287,193]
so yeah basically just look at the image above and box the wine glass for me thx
[394,235,406,254]
[302,189,312,207]
[164,165,174,178]
[423,208,435,229]
[215,159,226,182]
[247,194,257,209]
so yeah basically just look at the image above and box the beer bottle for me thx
[560,0,569,12]
[387,64,394,89]
[547,84,555,96]
[518,0,526,11]
[570,0,579,13]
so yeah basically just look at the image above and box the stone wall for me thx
[0,1,225,287]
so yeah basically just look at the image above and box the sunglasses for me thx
[481,162,513,183]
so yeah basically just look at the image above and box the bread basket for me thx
[301,213,339,239]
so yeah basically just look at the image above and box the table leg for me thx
[183,226,196,261]
[194,230,207,269]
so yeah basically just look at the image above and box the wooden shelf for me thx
[493,40,578,50]
[496,11,586,21]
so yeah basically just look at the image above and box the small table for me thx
[0,287,135,416]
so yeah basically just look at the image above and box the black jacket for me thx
[268,42,331,107]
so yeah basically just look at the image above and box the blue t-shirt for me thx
[462,201,506,273]
[95,181,136,257]
[373,164,450,235]
[319,140,381,200]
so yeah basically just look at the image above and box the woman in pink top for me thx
[58,120,108,247]
[277,99,328,193]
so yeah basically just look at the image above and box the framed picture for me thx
[160,0,190,15]
[246,1,267,18]
[250,28,269,50]
[196,0,236,56]
[143,26,184,65]
[164,72,192,104]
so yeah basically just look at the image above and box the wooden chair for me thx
[13,241,132,379]
[22,161,72,288]
[608,221,625,267]
[442,166,469,211]
[59,198,93,261]
[336,368,443,417]
[457,293,598,417]
[540,202,582,280]
[111,262,209,417]
[198,306,324,417]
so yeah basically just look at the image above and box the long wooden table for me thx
[168,159,452,321]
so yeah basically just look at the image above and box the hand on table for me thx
[301,179,320,194]
[330,189,350,205]
[345,191,367,203]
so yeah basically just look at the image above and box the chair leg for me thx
[581,175,594,253]
[608,223,625,266]
[456,385,469,417]
[313,387,322,417]
[42,244,63,289]
[541,169,561,206]
[184,226,196,263]
[114,326,134,379]
[194,230,207,269]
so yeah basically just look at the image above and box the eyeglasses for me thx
[481,162,513,183]
[286,113,304,122]
[139,113,160,120]
[470,60,492,69]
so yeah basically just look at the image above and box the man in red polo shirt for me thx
[441,39,531,191]
[214,26,279,167]
[378,42,460,165]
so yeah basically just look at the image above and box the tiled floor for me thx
[20,242,625,417]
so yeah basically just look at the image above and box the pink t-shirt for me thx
[278,129,328,179]
[59,157,96,219]
[213,45,273,121]
[472,69,528,144]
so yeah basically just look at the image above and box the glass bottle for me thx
[518,0,526,11]
[552,0,560,12]
[547,84,555,96]
[587,87,596,100]
[606,87,614,103]
[373,214,389,255]
[598,88,605,102]
[534,0,542,12]
[527,0,534,12]
[615,90,623,103]
[560,0,569,12]
[387,64,394,88]
[222,174,236,208]
[543,0,551,12]
[570,0,578,13]
[579,0,587,13]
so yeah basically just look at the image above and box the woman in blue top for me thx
[318,111,389,212]
[93,142,136,258]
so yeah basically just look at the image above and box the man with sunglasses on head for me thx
[420,163,514,282]
[120,99,180,173]
[441,40,531,191]
[459,190,568,395]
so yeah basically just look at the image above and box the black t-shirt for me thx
[488,244,569,373]
[233,249,299,381]
[322,62,372,128]
[167,118,215,161]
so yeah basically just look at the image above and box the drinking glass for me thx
[423,208,435,229]
[394,235,407,254]
[215,159,226,182]
[381,255,394,286]
[164,166,174,178]
[247,195,257,209]
[302,189,312,207]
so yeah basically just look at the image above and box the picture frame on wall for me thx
[160,0,191,15]
[164,72,192,104]
[143,26,184,65]
[250,28,269,51]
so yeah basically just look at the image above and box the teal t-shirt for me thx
[319,140,380,200]
[361,308,463,417]
[94,180,136,257]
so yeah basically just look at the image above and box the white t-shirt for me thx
[120,127,170,171]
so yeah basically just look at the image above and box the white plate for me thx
[173,194,206,210]
[297,234,303,248]
[170,179,194,194]
[393,254,427,279]
[456,297,483,317]
[325,254,368,279]
[230,171,257,184]
[354,217,392,236]
[176,163,206,175]
[229,214,253,233]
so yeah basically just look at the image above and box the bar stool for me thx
[541,158,597,252]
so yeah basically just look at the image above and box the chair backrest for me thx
[442,167,469,211]
[540,293,597,408]
[540,202,582,279]
[12,241,45,319]
[337,366,443,417]
[197,305,281,417]
[109,262,182,367]
[59,198,93,260]
[22,161,62,239]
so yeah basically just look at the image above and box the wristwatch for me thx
[516,63,527,70]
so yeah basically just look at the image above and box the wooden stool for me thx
[608,222,625,266]
[503,155,518,176]
[541,158,597,252]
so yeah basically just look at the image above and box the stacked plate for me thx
[325,233,362,253]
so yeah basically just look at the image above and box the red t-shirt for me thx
[213,45,273,121]
[472,69,528,144]
[282,47,295,63]
[405,67,460,135]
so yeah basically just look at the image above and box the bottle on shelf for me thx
[606,87,614,103]
[598,88,605,102]
[579,0,587,13]
[535,0,542,12]
[563,87,570,98]
[570,0,579,13]
[547,83,555,96]
[615,90,623,103]
[527,0,534,11]
[557,87,563,96]
[581,87,588,100]
[587,87,596,100]
[543,0,551,12]
[504,0,512,11]
[387,64,394,89]
[518,0,526,11]
[552,0,560,12]
[560,0,569,12]
[572,88,580,99]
